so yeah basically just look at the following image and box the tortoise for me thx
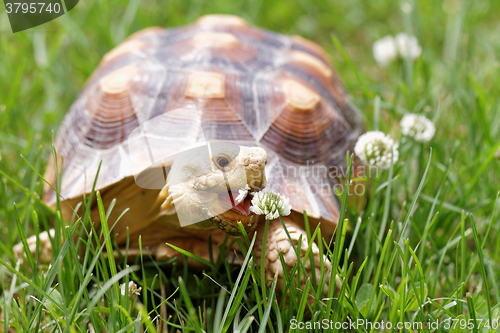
[14,14,362,292]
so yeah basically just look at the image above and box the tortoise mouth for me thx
[217,191,253,216]
[212,206,259,236]
[212,190,259,236]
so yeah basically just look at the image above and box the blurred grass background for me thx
[1,0,500,331]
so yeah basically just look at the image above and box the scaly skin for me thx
[253,217,332,296]
[164,145,267,235]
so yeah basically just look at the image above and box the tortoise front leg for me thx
[254,216,332,296]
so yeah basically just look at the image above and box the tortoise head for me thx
[163,144,266,235]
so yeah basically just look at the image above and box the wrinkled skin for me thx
[162,144,267,235]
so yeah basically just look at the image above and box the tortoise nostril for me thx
[249,178,265,192]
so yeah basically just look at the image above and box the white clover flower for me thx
[495,146,500,159]
[235,184,250,203]
[249,190,291,220]
[395,33,422,59]
[120,281,142,297]
[401,2,413,13]
[373,33,422,66]
[373,36,398,66]
[354,131,399,170]
[400,113,436,143]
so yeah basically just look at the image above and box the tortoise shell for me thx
[44,14,362,234]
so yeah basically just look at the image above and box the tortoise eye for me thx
[216,156,230,169]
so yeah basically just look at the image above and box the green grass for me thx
[1,0,500,331]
